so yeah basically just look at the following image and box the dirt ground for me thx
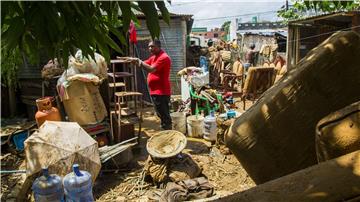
[94,107,255,201]
[1,101,255,201]
[0,151,25,201]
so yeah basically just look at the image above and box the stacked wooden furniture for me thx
[241,67,276,110]
[108,59,143,144]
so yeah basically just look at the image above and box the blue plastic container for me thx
[63,164,94,202]
[227,110,236,119]
[12,131,28,151]
[32,168,64,202]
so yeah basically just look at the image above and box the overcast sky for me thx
[167,0,286,29]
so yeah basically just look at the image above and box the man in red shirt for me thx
[134,39,172,130]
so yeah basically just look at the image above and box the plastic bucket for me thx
[187,115,204,138]
[170,112,187,134]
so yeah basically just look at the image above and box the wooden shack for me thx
[287,11,360,70]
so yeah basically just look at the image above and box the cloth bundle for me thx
[144,153,202,184]
[160,177,214,202]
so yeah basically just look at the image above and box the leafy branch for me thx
[1,1,170,67]
[1,1,169,86]
[278,0,360,22]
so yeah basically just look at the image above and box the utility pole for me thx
[286,0,289,10]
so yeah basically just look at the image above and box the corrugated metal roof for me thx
[133,9,193,18]
[289,10,360,24]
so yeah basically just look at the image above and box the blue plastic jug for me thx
[32,167,64,202]
[63,164,94,202]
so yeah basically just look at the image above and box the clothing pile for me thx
[144,130,214,201]
[144,153,202,184]
[160,177,214,202]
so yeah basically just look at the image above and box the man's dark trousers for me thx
[151,95,172,130]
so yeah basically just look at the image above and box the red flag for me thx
[129,21,137,44]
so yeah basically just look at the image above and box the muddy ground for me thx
[94,108,255,201]
[1,102,255,201]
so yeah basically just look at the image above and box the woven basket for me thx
[147,130,187,158]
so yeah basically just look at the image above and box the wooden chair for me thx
[241,67,276,110]
[221,60,244,91]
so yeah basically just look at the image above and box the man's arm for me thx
[138,60,156,73]
[124,57,156,73]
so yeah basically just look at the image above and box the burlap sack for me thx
[63,80,107,125]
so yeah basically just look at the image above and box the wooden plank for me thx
[109,82,125,88]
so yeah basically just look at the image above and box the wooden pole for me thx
[8,84,17,117]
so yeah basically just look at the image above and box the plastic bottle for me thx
[63,164,94,202]
[203,111,217,141]
[32,167,64,202]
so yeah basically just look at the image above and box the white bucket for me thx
[203,115,217,141]
[187,115,204,138]
[170,112,187,134]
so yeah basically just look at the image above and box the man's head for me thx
[148,39,161,55]
[207,39,213,47]
[250,43,255,50]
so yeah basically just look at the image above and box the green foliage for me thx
[278,0,360,22]
[1,47,22,87]
[221,21,231,31]
[221,21,231,40]
[1,1,170,68]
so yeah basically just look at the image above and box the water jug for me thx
[32,167,64,202]
[203,111,217,141]
[35,97,61,127]
[63,164,94,202]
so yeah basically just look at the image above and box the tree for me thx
[278,0,360,21]
[221,21,231,41]
[1,1,170,71]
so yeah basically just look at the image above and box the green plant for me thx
[1,47,22,87]
[221,21,231,41]
[278,0,360,22]
[1,1,170,68]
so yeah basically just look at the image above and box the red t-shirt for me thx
[144,50,171,95]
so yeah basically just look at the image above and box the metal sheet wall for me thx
[136,19,186,95]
